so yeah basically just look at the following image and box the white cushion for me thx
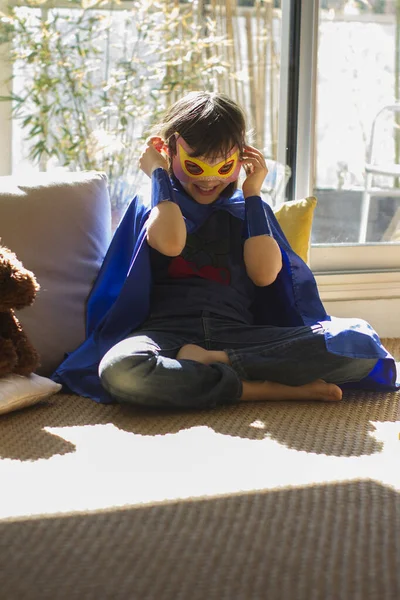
[0,170,112,376]
[0,373,62,415]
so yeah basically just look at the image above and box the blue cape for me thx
[52,184,398,402]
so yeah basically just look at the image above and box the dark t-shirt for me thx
[149,210,256,324]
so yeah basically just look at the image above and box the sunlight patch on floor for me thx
[1,421,399,520]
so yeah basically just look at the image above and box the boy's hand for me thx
[139,137,169,178]
[241,145,268,198]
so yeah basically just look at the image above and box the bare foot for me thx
[241,378,343,403]
[295,379,343,402]
[177,344,230,365]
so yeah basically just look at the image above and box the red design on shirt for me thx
[168,256,230,285]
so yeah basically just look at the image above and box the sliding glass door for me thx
[312,1,400,267]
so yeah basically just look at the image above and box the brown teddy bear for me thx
[0,244,40,378]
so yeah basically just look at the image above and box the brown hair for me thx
[159,91,247,160]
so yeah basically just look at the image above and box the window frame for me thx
[290,0,400,274]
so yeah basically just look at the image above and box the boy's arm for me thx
[139,139,187,257]
[241,146,282,287]
[243,199,282,287]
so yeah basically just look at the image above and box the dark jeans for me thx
[99,312,377,409]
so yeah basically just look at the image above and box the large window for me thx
[282,0,400,276]
[313,1,400,248]
[2,0,400,280]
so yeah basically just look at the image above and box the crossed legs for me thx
[176,344,343,402]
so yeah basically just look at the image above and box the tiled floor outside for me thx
[312,189,400,244]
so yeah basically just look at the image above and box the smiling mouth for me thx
[194,184,220,196]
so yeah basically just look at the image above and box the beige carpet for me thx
[0,340,399,600]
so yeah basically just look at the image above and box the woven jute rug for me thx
[0,340,399,600]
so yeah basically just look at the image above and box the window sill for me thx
[310,243,400,272]
[315,271,400,337]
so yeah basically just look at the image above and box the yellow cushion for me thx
[382,205,400,242]
[273,196,317,264]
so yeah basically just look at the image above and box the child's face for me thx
[172,135,241,204]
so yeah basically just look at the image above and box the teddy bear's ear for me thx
[0,246,39,311]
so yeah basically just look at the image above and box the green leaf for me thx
[29,124,44,136]
[22,116,33,127]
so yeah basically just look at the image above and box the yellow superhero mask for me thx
[172,134,241,184]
